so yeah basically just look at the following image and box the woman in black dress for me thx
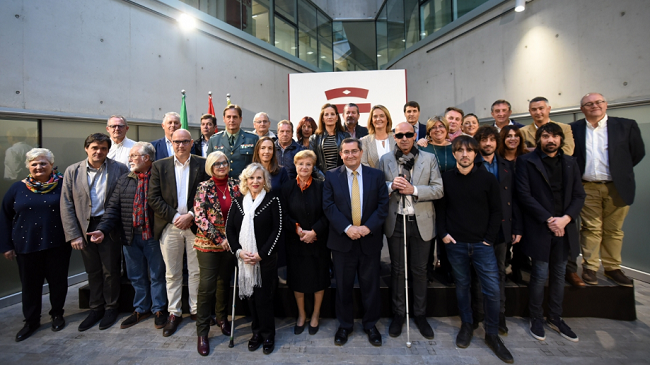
[282,150,330,335]
[226,163,282,355]
[0,148,71,341]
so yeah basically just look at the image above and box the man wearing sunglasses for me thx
[148,129,210,337]
[106,115,135,166]
[378,122,443,340]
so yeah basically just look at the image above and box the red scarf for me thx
[133,170,152,240]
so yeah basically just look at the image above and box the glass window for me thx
[457,0,489,19]
[298,0,318,66]
[243,0,271,43]
[275,16,297,56]
[275,0,296,23]
[333,21,377,71]
[317,9,332,41]
[376,5,388,68]
[319,39,333,71]
[404,0,420,47]
[420,0,452,38]
[386,0,405,61]
[0,118,39,297]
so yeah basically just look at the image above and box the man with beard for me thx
[516,123,585,343]
[435,136,513,363]
[471,126,521,335]
[88,142,168,330]
[343,103,368,139]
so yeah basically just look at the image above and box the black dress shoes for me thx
[197,335,210,356]
[485,334,514,363]
[294,322,306,335]
[248,333,262,351]
[456,322,474,348]
[364,326,382,347]
[79,310,104,332]
[99,309,119,330]
[16,323,40,342]
[334,327,352,346]
[162,314,183,337]
[262,337,275,355]
[51,315,65,332]
[308,323,319,335]
[415,316,434,339]
[389,315,404,337]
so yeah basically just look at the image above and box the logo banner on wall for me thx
[288,70,407,128]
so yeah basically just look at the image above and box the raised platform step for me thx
[78,265,636,321]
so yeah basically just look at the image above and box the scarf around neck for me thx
[238,189,266,298]
[23,169,63,194]
[133,170,152,240]
[394,146,419,181]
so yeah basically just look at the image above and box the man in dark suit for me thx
[151,112,181,161]
[191,113,217,157]
[343,103,368,139]
[490,99,524,132]
[569,93,645,287]
[206,104,259,180]
[60,133,129,331]
[148,129,210,337]
[516,123,585,343]
[405,101,427,142]
[472,126,522,335]
[323,138,388,347]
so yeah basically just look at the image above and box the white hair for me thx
[132,141,156,161]
[163,111,181,121]
[25,148,54,168]
[254,112,269,121]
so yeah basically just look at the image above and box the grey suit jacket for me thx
[360,133,396,168]
[60,158,129,242]
[378,150,444,241]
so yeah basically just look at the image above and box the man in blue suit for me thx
[323,138,389,347]
[151,112,181,161]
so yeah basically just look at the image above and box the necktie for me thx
[229,135,235,147]
[351,171,361,226]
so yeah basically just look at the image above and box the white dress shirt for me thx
[386,165,418,216]
[201,138,209,157]
[86,160,108,217]
[583,114,612,182]
[108,137,135,166]
[344,165,363,232]
[172,155,192,222]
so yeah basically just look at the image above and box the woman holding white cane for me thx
[226,163,283,355]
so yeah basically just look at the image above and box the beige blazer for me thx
[378,150,444,242]
[520,119,575,156]
[360,133,395,168]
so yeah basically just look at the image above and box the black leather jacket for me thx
[309,130,350,173]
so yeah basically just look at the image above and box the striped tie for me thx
[352,171,361,226]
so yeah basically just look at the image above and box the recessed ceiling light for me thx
[307,51,314,55]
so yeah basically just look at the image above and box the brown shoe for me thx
[217,318,231,336]
[162,314,183,337]
[197,335,210,356]
[154,311,168,329]
[582,269,598,285]
[605,269,634,287]
[565,272,586,288]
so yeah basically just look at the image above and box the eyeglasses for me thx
[172,140,191,145]
[341,149,360,156]
[213,161,229,168]
[394,132,415,139]
[254,120,270,124]
[431,125,446,130]
[582,100,606,108]
[128,154,144,160]
[108,124,126,129]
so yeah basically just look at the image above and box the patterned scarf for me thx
[23,169,63,194]
[133,170,152,240]
[394,145,419,181]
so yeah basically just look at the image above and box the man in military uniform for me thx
[206,105,259,180]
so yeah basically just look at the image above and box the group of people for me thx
[1,93,644,363]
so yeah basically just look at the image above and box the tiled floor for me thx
[2,279,650,364]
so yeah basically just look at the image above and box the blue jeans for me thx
[529,237,568,320]
[123,235,167,313]
[446,241,501,335]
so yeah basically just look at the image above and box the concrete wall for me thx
[312,0,384,20]
[0,0,314,129]
[389,0,650,119]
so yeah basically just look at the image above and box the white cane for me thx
[228,266,238,348]
[400,165,412,348]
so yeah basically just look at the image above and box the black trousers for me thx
[17,244,72,326]
[81,217,122,311]
[332,243,381,331]
[248,253,277,340]
[387,216,430,317]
